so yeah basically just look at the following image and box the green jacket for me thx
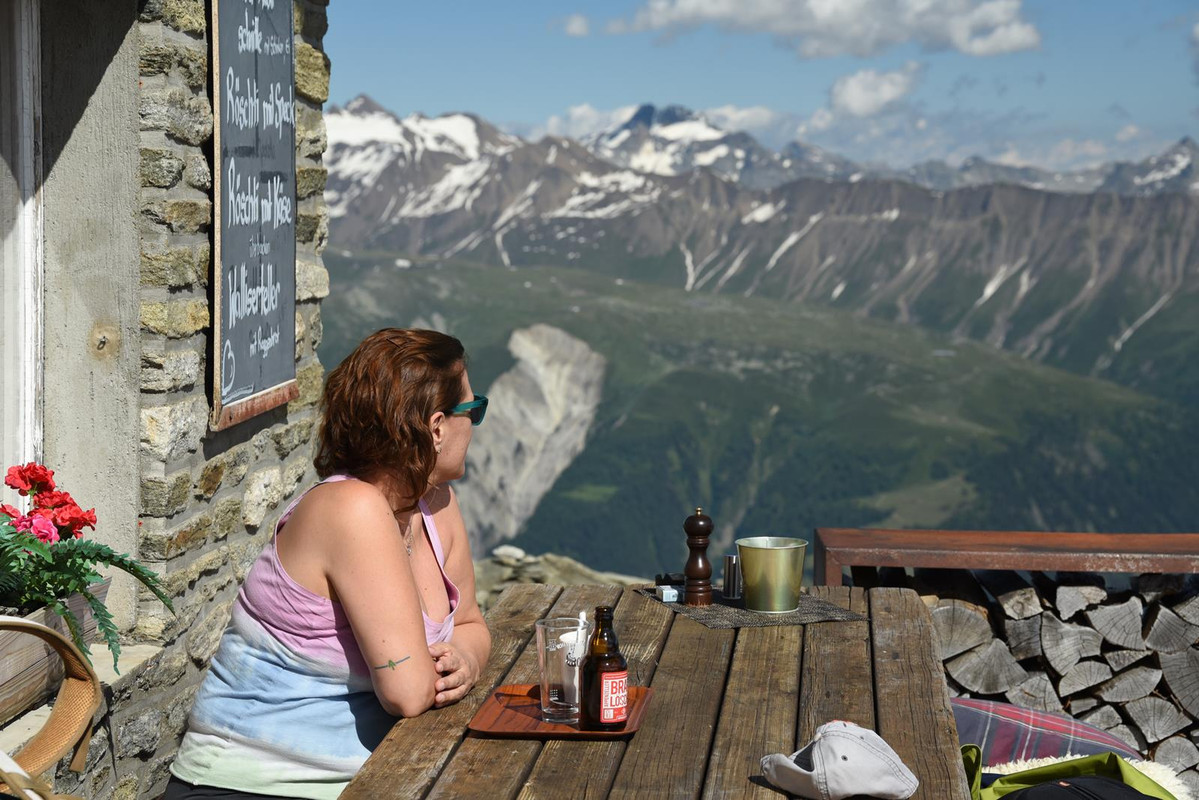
[962,745,1177,800]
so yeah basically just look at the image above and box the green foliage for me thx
[0,514,173,672]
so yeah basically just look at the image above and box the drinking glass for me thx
[535,617,591,724]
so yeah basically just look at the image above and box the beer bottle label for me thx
[600,670,628,723]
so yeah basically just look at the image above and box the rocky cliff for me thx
[455,324,606,552]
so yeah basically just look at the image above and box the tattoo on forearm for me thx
[374,656,411,671]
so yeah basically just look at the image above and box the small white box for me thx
[655,585,679,603]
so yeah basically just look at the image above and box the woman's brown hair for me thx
[315,328,466,511]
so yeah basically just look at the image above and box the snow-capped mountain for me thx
[584,104,859,189]
[1099,137,1198,197]
[324,94,1199,402]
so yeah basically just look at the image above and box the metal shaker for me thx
[722,554,741,600]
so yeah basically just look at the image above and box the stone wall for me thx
[41,2,331,798]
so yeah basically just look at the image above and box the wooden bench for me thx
[813,528,1199,586]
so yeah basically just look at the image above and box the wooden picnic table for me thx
[341,584,969,800]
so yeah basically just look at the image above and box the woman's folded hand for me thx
[428,642,481,707]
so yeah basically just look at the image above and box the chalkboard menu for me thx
[210,0,298,430]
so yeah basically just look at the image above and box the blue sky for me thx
[325,1,1199,170]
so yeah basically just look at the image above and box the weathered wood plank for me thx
[701,625,803,800]
[800,586,873,742]
[516,587,675,800]
[870,587,970,800]
[607,615,735,799]
[341,583,562,800]
[815,528,1199,575]
[424,585,622,800]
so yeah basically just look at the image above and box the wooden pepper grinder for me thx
[684,507,713,606]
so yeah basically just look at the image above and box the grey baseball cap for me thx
[761,720,919,800]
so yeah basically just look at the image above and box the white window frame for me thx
[1,0,44,495]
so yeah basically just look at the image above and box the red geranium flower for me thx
[53,504,96,538]
[4,463,55,496]
[0,503,19,521]
[33,490,76,510]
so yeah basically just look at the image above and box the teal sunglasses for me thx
[446,394,488,426]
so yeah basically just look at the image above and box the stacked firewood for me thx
[912,569,1199,790]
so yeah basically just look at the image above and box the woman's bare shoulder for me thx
[423,483,456,515]
[295,478,393,528]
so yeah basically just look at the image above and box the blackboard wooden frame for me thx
[209,0,299,431]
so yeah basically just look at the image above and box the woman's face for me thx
[430,369,474,484]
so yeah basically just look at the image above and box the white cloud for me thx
[613,0,1040,58]
[541,103,640,139]
[830,62,922,117]
[703,105,781,133]
[1115,124,1142,143]
[563,14,590,37]
[1192,22,1199,83]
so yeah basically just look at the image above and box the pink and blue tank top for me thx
[170,475,460,799]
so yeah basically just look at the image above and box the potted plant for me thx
[0,462,173,672]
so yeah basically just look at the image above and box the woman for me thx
[167,329,492,800]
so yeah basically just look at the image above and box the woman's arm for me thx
[314,481,441,717]
[425,485,491,707]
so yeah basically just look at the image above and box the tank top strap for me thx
[275,473,356,537]
[417,498,448,567]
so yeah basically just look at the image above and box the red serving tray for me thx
[467,683,653,739]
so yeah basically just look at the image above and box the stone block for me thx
[294,42,330,103]
[140,87,213,146]
[196,445,252,499]
[143,512,212,560]
[112,773,139,800]
[296,105,327,158]
[140,298,210,338]
[140,397,208,463]
[183,153,212,190]
[141,469,193,517]
[140,147,184,188]
[283,459,307,499]
[296,258,329,300]
[272,418,314,459]
[139,41,207,89]
[139,0,205,34]
[295,308,307,352]
[155,546,229,602]
[142,198,212,233]
[296,165,327,199]
[242,467,284,528]
[116,708,163,758]
[309,307,323,349]
[213,496,244,540]
[294,0,329,41]
[187,599,233,665]
[166,683,199,736]
[141,347,202,392]
[295,207,328,247]
[141,241,210,289]
[288,361,325,412]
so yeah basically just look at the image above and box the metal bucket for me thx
[735,537,807,613]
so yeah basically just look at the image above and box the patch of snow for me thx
[693,144,730,167]
[652,119,725,142]
[394,258,411,268]
[414,114,482,160]
[831,281,846,300]
[974,257,1027,308]
[742,202,782,225]
[901,255,917,273]
[873,208,900,222]
[1134,153,1191,186]
[681,243,697,291]
[717,245,753,290]
[849,172,864,183]
[1016,270,1035,301]
[765,213,823,272]
[1113,293,1172,352]
[326,109,407,147]
[547,145,558,165]
[629,140,680,176]
[396,159,491,218]
[495,229,511,268]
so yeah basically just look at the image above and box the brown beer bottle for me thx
[581,605,628,731]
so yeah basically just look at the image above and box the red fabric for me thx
[952,697,1142,765]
